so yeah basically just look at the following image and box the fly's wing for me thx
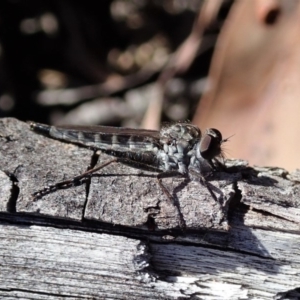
[30,122,202,154]
[36,123,161,152]
[56,125,160,137]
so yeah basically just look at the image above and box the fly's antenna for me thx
[221,133,235,144]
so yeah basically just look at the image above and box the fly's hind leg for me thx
[32,158,119,200]
[32,154,160,201]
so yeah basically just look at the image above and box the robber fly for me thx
[29,122,228,206]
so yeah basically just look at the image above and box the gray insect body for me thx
[29,121,226,206]
[30,122,224,177]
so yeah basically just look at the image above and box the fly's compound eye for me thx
[206,128,222,142]
[199,128,223,160]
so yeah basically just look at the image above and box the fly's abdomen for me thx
[29,122,52,136]
[29,122,95,146]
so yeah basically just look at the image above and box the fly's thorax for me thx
[157,123,204,173]
[156,138,193,173]
[160,123,201,145]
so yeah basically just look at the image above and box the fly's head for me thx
[200,128,223,160]
[194,128,230,171]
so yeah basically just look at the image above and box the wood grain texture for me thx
[0,225,157,299]
[0,171,12,211]
[0,118,300,299]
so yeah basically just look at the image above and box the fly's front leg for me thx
[189,169,217,200]
[212,157,227,172]
[189,168,227,217]
[32,158,119,200]
[157,171,186,230]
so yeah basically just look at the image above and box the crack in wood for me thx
[82,150,100,221]
[3,170,19,213]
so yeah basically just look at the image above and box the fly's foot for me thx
[31,176,88,201]
[32,184,59,201]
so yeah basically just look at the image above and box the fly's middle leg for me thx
[157,171,186,230]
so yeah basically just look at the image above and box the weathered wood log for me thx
[0,117,300,299]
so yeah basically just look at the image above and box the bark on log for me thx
[0,117,300,299]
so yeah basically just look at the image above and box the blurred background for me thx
[1,0,300,171]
